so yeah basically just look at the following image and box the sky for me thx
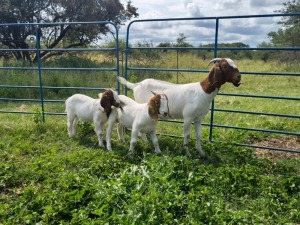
[116,0,287,47]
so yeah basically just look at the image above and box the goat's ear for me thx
[148,99,159,121]
[100,95,112,118]
[208,66,222,85]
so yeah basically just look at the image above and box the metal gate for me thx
[124,13,300,153]
[0,21,119,122]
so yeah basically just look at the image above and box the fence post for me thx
[209,18,220,142]
[35,24,45,122]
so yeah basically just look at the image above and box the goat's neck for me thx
[200,77,223,94]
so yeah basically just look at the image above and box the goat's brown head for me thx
[148,92,169,121]
[99,88,121,118]
[203,58,241,93]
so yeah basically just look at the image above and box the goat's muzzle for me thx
[233,81,241,87]
[232,73,241,87]
[114,102,123,110]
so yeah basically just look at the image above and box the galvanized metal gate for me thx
[124,13,300,153]
[0,16,299,153]
[0,21,120,122]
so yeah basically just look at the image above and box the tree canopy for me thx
[0,0,138,62]
[268,0,300,47]
[267,0,300,61]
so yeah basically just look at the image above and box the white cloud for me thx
[119,0,286,47]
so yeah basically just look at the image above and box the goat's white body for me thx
[116,95,162,154]
[118,77,219,156]
[65,94,116,150]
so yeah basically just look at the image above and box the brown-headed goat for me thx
[118,58,241,157]
[65,89,121,150]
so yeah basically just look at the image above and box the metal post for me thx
[35,24,45,122]
[209,18,219,141]
[115,28,120,93]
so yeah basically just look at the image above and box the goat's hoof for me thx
[185,151,192,158]
[198,151,206,158]
[155,151,162,155]
[126,151,134,158]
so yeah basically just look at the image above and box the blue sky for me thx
[116,0,286,47]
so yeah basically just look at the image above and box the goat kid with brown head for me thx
[115,92,169,156]
[117,58,242,157]
[99,88,121,118]
[65,88,121,151]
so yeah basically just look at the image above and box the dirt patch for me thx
[253,136,300,161]
[19,104,28,112]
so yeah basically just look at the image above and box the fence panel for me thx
[124,13,300,153]
[0,21,119,122]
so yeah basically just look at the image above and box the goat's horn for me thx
[208,58,222,66]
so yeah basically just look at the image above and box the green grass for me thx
[0,116,299,224]
[125,55,300,143]
[0,56,300,224]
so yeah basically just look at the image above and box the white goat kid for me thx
[65,89,121,150]
[116,93,169,155]
[118,58,242,157]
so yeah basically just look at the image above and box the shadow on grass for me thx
[106,133,258,167]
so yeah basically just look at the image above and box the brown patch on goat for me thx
[148,94,161,121]
[201,58,241,94]
[100,90,120,118]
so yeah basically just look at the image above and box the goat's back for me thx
[65,94,100,121]
[131,79,177,103]
[119,95,138,106]
[117,95,149,129]
[133,80,216,119]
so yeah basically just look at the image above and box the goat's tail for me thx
[117,76,138,90]
[64,97,70,113]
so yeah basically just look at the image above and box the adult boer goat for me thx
[115,93,169,155]
[118,58,241,157]
[65,89,121,150]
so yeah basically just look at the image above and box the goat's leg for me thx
[149,131,161,154]
[139,132,148,142]
[194,120,205,157]
[105,111,118,151]
[105,119,114,151]
[128,128,138,156]
[67,116,76,137]
[117,123,125,142]
[94,121,105,148]
[183,118,193,157]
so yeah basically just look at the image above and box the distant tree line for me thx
[0,0,299,64]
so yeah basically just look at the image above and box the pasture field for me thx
[0,55,300,224]
[0,112,300,224]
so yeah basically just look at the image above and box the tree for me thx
[267,0,300,61]
[175,33,193,48]
[0,0,138,62]
[196,42,250,60]
[157,33,193,53]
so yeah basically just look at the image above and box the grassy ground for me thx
[0,115,300,224]
[0,55,299,224]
